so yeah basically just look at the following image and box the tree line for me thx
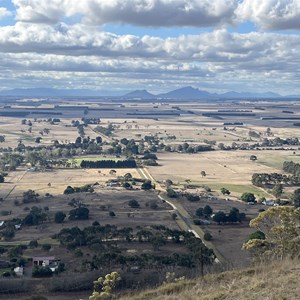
[80,160,137,169]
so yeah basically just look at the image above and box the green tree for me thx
[203,205,213,217]
[272,184,283,198]
[241,192,256,203]
[167,188,178,198]
[212,211,227,224]
[0,174,4,183]
[69,207,89,220]
[54,211,66,223]
[128,199,140,208]
[141,180,153,190]
[220,187,230,195]
[195,207,204,217]
[243,207,300,260]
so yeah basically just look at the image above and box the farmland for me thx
[0,97,300,299]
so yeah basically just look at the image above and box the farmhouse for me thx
[32,256,60,270]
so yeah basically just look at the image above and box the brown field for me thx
[1,167,142,200]
[148,150,300,199]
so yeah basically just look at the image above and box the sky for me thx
[0,0,299,95]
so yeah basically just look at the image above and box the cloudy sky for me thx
[0,0,299,95]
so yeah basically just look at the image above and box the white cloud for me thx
[12,0,238,27]
[0,7,12,19]
[237,0,300,30]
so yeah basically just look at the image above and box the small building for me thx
[14,266,24,277]
[32,256,57,267]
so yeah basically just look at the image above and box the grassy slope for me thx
[120,259,299,300]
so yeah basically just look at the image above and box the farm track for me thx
[138,167,227,264]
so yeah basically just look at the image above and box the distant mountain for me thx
[122,89,155,99]
[0,86,294,100]
[0,88,122,97]
[157,86,213,99]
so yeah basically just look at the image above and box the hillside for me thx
[120,259,300,300]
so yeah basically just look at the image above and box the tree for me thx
[150,234,166,251]
[167,188,178,198]
[203,205,213,217]
[250,155,257,161]
[69,207,89,220]
[212,211,227,224]
[54,211,66,223]
[241,192,256,203]
[128,199,140,208]
[195,207,204,217]
[243,207,300,260]
[291,188,300,208]
[220,187,230,195]
[35,137,42,143]
[23,190,39,204]
[200,171,206,177]
[272,184,283,198]
[63,186,75,194]
[89,272,121,300]
[0,175,4,183]
[141,180,152,190]
[204,232,212,241]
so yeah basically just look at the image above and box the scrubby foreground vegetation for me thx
[121,259,300,300]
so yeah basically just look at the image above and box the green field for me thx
[257,154,300,169]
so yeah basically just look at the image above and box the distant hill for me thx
[157,86,213,99]
[122,89,155,99]
[0,86,294,100]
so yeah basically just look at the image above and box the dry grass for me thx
[121,259,300,300]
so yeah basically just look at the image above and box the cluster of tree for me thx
[218,137,300,151]
[212,208,245,224]
[165,143,213,153]
[140,153,158,166]
[195,205,213,218]
[283,161,300,177]
[183,193,203,202]
[252,172,300,187]
[55,224,214,272]
[94,124,114,136]
[81,117,101,125]
[63,184,94,194]
[80,160,137,169]
[22,206,47,226]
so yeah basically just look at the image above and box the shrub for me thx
[204,232,213,241]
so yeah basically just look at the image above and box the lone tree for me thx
[250,155,257,161]
[200,171,206,177]
[55,211,66,223]
[220,187,230,195]
[241,192,256,203]
[141,180,153,190]
[0,174,4,183]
